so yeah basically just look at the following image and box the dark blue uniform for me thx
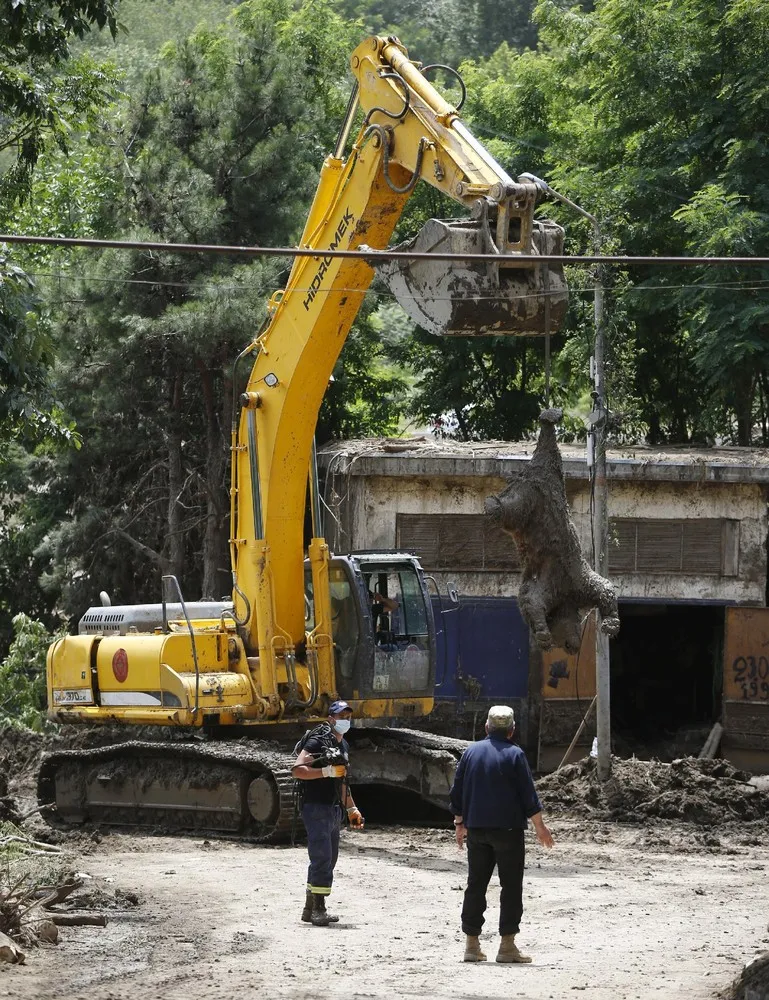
[449,735,542,936]
[301,725,350,897]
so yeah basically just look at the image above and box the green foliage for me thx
[20,0,396,619]
[0,3,122,447]
[319,297,409,440]
[333,0,537,65]
[435,0,769,444]
[538,0,769,442]
[0,613,57,731]
[0,445,62,657]
[390,326,546,440]
[81,0,237,83]
[0,1,120,205]
[0,252,80,454]
[9,135,122,241]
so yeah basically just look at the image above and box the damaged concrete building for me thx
[319,437,769,772]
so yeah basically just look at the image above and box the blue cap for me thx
[328,700,352,716]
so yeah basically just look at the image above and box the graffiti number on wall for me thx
[732,656,769,700]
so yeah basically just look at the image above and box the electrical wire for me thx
[3,231,769,267]
[22,268,769,300]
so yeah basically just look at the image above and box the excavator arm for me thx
[232,36,567,716]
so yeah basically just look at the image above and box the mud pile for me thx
[538,756,769,825]
[0,726,47,784]
[0,723,175,791]
[0,772,21,824]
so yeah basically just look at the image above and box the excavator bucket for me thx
[372,216,568,337]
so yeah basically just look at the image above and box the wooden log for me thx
[39,879,84,909]
[49,913,107,928]
[557,696,598,770]
[0,835,61,853]
[698,722,724,760]
[0,931,25,965]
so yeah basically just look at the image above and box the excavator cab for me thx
[305,553,436,705]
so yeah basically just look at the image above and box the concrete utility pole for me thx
[519,174,612,779]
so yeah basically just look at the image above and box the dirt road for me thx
[3,820,768,1000]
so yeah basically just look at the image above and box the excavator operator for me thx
[291,700,365,926]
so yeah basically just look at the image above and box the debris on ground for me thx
[720,950,769,1000]
[538,756,769,825]
[0,822,135,964]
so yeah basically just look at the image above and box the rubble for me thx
[0,725,143,963]
[539,755,769,825]
[0,825,136,962]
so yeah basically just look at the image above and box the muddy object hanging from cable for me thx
[370,199,568,337]
[485,408,620,653]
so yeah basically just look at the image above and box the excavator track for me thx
[38,739,297,843]
[346,727,468,811]
[37,728,468,842]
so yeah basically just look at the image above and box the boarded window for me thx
[609,518,739,577]
[396,513,520,571]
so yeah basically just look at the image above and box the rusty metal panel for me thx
[723,607,769,704]
[541,614,596,699]
[722,701,769,750]
[722,607,769,758]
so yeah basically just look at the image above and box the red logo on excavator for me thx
[112,648,129,683]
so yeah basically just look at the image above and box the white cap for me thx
[487,705,515,731]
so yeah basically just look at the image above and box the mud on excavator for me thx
[40,35,568,841]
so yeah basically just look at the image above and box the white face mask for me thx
[333,718,351,735]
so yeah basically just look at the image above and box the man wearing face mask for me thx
[291,700,364,926]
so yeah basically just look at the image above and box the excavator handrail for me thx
[161,574,201,715]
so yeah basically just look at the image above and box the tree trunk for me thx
[164,373,186,587]
[198,360,230,600]
[734,369,755,446]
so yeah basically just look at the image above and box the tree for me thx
[333,0,538,66]
[0,255,56,453]
[30,0,409,621]
[1,2,122,452]
[532,0,769,444]
[0,0,120,206]
[0,613,57,731]
[408,0,769,444]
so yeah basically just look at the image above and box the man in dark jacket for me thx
[450,704,553,963]
[291,700,364,926]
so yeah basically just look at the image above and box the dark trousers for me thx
[302,801,342,895]
[461,827,526,936]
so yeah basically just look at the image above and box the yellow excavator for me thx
[39,35,568,840]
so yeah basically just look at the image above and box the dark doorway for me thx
[350,784,450,826]
[610,603,723,757]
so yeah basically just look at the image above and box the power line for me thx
[25,268,769,299]
[3,232,769,267]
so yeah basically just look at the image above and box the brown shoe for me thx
[463,935,487,962]
[496,934,532,963]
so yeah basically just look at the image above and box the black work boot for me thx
[301,890,314,923]
[310,893,339,926]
